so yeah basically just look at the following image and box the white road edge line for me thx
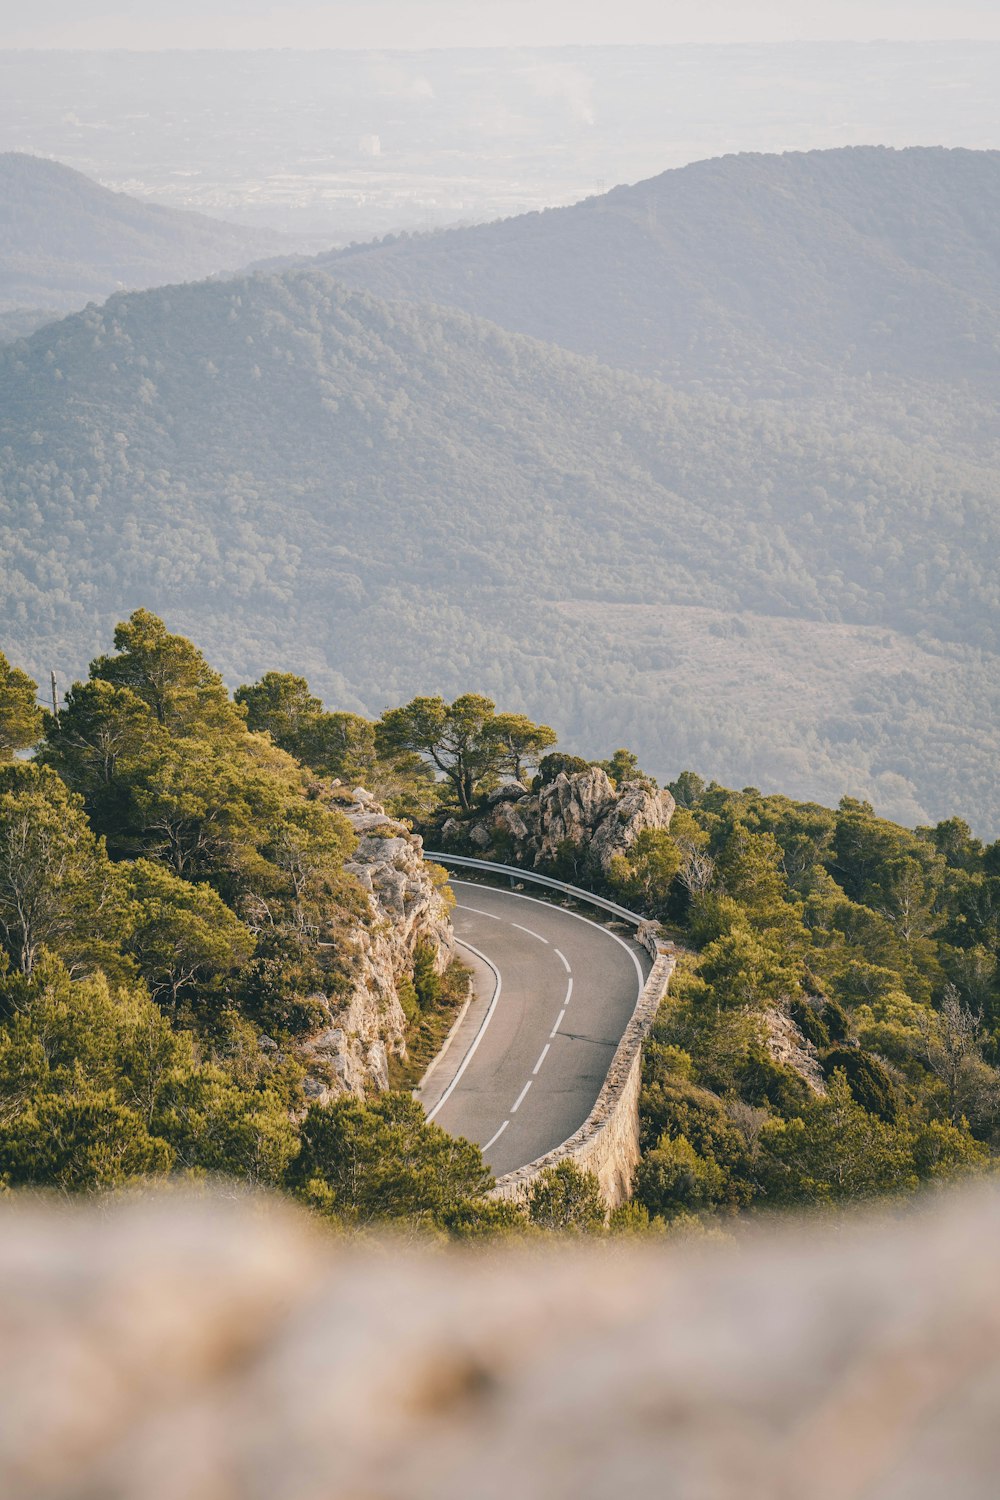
[550,1008,566,1037]
[482,1119,510,1152]
[424,939,502,1124]
[451,881,645,992]
[510,921,549,944]
[532,1043,550,1075]
[511,1080,533,1112]
[554,947,571,973]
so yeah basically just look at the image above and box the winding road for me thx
[419,880,651,1178]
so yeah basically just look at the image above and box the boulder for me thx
[764,1005,828,1095]
[450,767,675,876]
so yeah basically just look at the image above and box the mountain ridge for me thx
[316,145,1000,395]
[0,152,292,321]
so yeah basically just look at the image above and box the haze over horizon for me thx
[4,38,999,243]
[4,0,1000,50]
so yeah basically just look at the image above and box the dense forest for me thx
[0,153,287,320]
[627,777,1000,1219]
[1,618,998,1233]
[1,262,997,833]
[0,617,519,1233]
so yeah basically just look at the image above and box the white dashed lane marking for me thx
[511,1080,533,1113]
[510,921,549,944]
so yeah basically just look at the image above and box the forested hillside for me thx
[0,153,288,322]
[0,617,504,1227]
[0,305,63,344]
[1,267,997,833]
[2,627,998,1229]
[320,146,1000,396]
[632,777,1000,1219]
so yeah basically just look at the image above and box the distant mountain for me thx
[0,153,291,318]
[320,146,1000,397]
[0,268,996,834]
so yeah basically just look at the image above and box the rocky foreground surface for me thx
[4,1186,1000,1499]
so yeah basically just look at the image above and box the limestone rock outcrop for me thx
[297,788,454,1101]
[444,767,675,876]
[7,1185,1000,1500]
[764,1005,828,1095]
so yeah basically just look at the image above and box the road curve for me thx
[419,880,652,1178]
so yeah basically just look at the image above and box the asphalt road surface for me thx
[419,880,651,1178]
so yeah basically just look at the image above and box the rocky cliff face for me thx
[764,1006,828,1095]
[297,789,455,1102]
[443,767,675,876]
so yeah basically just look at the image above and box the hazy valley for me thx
[4,42,1000,236]
[2,145,998,832]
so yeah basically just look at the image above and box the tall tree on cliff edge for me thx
[376,695,557,812]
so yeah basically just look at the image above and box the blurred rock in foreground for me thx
[3,1187,1000,1499]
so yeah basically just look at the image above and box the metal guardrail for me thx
[423,851,649,930]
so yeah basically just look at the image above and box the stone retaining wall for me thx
[491,926,676,1210]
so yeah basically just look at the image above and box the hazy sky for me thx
[5,0,1000,50]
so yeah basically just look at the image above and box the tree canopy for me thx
[0,652,41,761]
[627,772,1000,1225]
[376,694,556,811]
[0,615,501,1228]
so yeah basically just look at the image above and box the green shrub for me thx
[238,933,330,1038]
[737,1046,810,1116]
[821,997,852,1042]
[396,976,420,1028]
[412,939,442,1011]
[820,1046,899,1122]
[639,1072,746,1170]
[527,1161,605,1232]
[288,1092,492,1227]
[635,1133,728,1221]
[790,998,831,1050]
[608,1201,659,1235]
[532,753,591,791]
